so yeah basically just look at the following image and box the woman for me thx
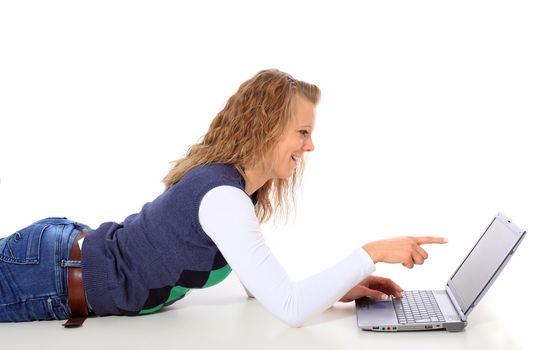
[0,69,446,327]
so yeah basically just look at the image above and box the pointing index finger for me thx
[414,236,448,245]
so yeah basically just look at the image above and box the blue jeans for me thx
[0,217,90,322]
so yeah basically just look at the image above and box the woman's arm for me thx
[198,185,375,327]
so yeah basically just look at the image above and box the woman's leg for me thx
[0,217,89,322]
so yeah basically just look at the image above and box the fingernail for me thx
[443,238,448,243]
[380,294,388,300]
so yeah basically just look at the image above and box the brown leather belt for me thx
[63,230,89,328]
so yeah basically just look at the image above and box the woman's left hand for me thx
[339,275,404,302]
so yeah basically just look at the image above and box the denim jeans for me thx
[0,217,90,322]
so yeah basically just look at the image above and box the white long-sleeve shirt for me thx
[198,185,376,327]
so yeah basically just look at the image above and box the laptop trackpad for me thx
[366,301,397,324]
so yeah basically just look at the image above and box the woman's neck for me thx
[244,166,270,196]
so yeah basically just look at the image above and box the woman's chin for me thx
[275,170,294,180]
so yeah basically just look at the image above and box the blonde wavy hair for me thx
[163,69,321,223]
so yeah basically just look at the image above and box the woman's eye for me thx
[299,130,309,136]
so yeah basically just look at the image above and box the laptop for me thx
[356,212,526,332]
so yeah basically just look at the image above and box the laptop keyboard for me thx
[393,290,446,324]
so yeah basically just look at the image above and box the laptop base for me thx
[355,297,466,332]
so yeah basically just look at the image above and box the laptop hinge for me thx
[446,285,467,322]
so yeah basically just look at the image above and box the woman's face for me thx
[271,95,316,179]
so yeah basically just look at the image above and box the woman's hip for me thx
[0,217,89,322]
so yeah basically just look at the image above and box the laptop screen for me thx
[447,215,525,315]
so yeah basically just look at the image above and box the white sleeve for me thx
[198,185,376,328]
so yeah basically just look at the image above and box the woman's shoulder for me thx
[177,163,245,191]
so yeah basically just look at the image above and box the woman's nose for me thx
[303,137,315,152]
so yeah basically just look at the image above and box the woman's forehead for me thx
[292,96,316,126]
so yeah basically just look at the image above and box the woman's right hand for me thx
[362,236,447,268]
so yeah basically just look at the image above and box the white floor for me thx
[1,272,541,350]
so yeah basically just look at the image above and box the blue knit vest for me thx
[81,164,253,316]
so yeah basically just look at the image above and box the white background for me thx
[0,1,550,347]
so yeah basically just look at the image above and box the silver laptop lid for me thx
[446,213,526,316]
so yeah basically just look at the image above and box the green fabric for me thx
[203,264,232,288]
[137,265,232,315]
